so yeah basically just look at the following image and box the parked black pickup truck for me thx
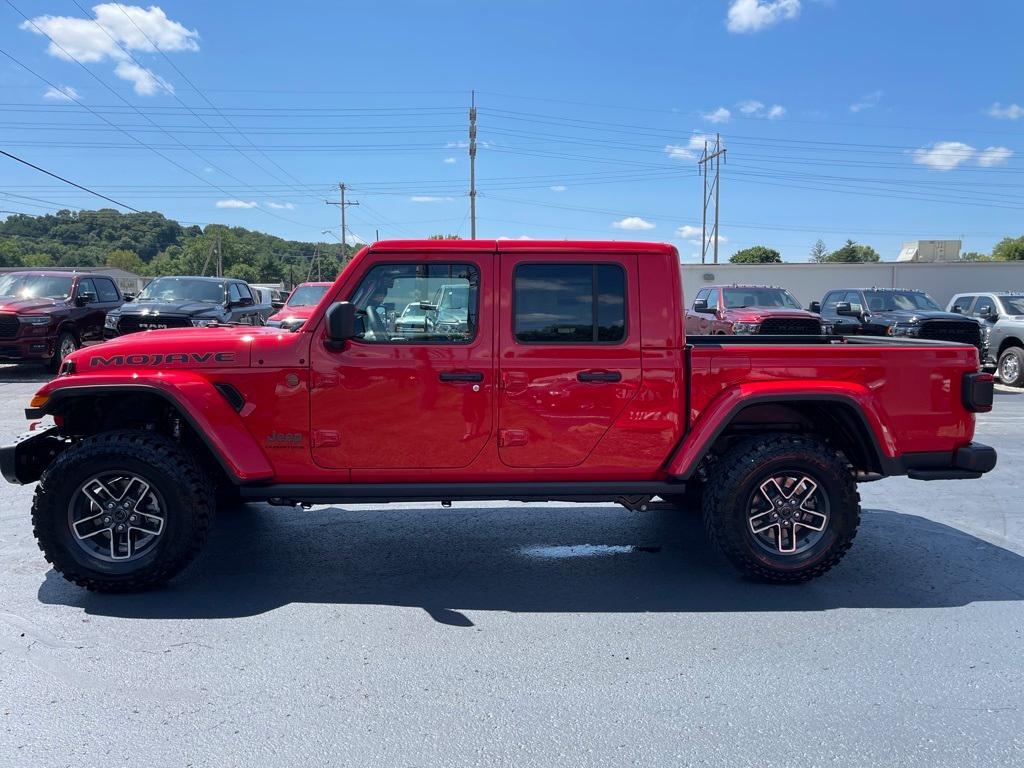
[814,288,982,349]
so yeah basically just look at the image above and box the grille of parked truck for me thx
[0,240,996,592]
[685,285,823,336]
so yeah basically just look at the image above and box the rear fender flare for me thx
[665,383,893,480]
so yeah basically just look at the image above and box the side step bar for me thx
[239,481,686,508]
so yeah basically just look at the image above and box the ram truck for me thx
[0,240,997,592]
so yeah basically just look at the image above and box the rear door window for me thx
[513,263,626,343]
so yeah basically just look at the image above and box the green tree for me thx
[225,263,261,283]
[729,245,782,264]
[960,251,993,262]
[105,249,145,273]
[993,236,1024,261]
[821,239,881,263]
[809,238,828,262]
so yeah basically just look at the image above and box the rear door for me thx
[496,252,641,468]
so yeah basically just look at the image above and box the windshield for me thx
[137,278,226,304]
[723,287,801,310]
[866,291,941,312]
[0,274,74,301]
[400,303,426,318]
[999,296,1024,315]
[286,285,329,307]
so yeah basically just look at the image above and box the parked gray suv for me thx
[947,292,1024,386]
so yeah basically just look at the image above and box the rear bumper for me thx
[886,441,998,481]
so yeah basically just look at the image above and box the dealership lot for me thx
[0,365,1021,767]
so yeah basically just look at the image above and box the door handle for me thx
[577,370,622,383]
[439,371,484,383]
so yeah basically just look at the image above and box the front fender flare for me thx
[33,374,274,484]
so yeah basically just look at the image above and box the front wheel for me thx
[32,431,214,592]
[702,434,860,582]
[997,346,1024,387]
[47,329,78,373]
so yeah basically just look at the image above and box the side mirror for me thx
[325,301,362,347]
[808,301,821,314]
[979,305,996,320]
[950,305,963,314]
[836,302,866,319]
[75,294,92,307]
[123,293,135,302]
[693,299,716,314]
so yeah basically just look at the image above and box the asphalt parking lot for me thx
[0,365,1021,768]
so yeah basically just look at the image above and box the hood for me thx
[269,304,317,323]
[870,309,970,324]
[0,297,66,314]
[115,300,225,317]
[727,308,820,322]
[66,326,271,371]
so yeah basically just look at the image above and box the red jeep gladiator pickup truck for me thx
[1,240,996,592]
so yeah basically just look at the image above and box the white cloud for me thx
[677,224,728,246]
[702,107,731,123]
[850,90,882,113]
[445,140,469,148]
[216,199,258,209]
[726,0,801,34]
[442,156,456,164]
[43,84,78,101]
[665,133,715,160]
[977,146,1014,167]
[497,235,535,240]
[612,216,655,231]
[549,185,567,192]
[911,141,976,171]
[113,60,172,95]
[987,102,1024,120]
[737,100,785,119]
[20,4,198,96]
[266,201,296,210]
[410,195,454,203]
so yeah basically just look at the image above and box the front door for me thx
[310,254,494,469]
[497,254,642,468]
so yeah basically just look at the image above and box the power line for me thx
[0,150,141,212]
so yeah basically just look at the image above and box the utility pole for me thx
[698,134,726,264]
[326,182,359,266]
[216,231,223,277]
[469,90,477,239]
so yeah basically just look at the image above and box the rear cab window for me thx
[513,263,626,344]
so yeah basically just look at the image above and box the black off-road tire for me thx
[47,329,78,373]
[702,434,860,583]
[32,430,214,592]
[997,346,1024,387]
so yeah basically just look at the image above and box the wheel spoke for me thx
[122,477,152,510]
[749,473,829,556]
[129,511,164,536]
[796,509,828,531]
[109,527,134,560]
[749,511,778,534]
[72,512,109,540]
[81,479,119,509]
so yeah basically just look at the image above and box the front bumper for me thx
[0,336,56,361]
[0,426,66,485]
[888,441,998,481]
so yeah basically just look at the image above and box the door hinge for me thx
[312,429,340,448]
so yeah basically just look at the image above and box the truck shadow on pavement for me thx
[0,364,51,384]
[37,506,1024,624]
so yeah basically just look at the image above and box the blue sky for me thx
[1,0,1022,261]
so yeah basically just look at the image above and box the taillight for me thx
[962,372,994,413]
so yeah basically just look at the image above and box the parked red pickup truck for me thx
[1,240,995,592]
[685,284,822,336]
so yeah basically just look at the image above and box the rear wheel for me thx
[32,430,214,592]
[997,346,1024,387]
[702,434,860,582]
